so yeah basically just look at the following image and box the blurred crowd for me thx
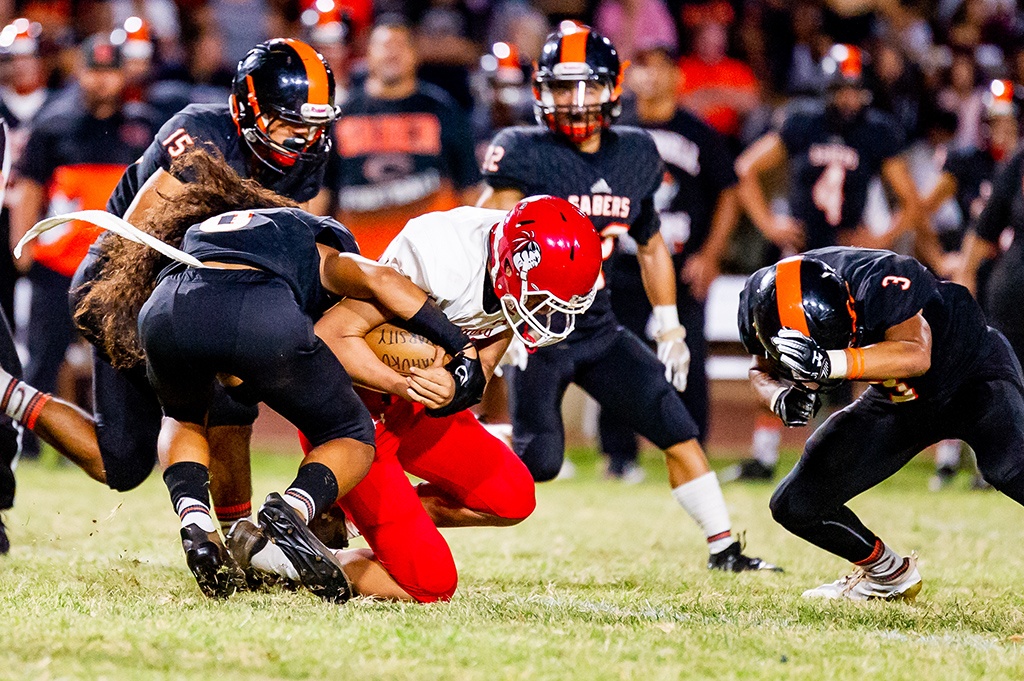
[0,0,1022,456]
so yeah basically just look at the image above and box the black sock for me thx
[283,462,339,524]
[164,461,214,532]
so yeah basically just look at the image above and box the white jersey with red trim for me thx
[380,206,510,340]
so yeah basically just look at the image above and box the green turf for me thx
[2,448,1023,680]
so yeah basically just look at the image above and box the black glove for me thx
[772,385,821,427]
[771,329,832,383]
[426,350,486,418]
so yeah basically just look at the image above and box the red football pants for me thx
[304,398,536,602]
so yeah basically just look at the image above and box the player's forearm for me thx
[825,340,931,381]
[329,336,411,396]
[749,360,787,408]
[9,180,44,268]
[955,231,997,294]
[736,173,774,234]
[701,187,740,264]
[636,234,678,308]
[477,333,512,381]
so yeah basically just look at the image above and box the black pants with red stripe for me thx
[769,327,1024,563]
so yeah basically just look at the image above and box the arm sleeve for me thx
[479,128,532,193]
[974,151,1024,243]
[315,216,360,255]
[856,253,936,332]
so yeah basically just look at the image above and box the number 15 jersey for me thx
[780,102,906,250]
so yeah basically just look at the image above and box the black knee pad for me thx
[515,434,564,482]
[208,383,260,427]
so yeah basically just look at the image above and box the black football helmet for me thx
[533,23,624,144]
[751,256,858,383]
[230,39,339,186]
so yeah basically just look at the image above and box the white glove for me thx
[653,305,690,392]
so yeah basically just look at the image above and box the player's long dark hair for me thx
[74,147,298,370]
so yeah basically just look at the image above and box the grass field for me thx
[2,446,1024,680]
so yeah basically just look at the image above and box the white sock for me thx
[671,472,733,554]
[751,423,781,467]
[935,440,961,469]
[282,489,314,524]
[250,541,300,580]
[856,540,904,580]
[175,496,216,533]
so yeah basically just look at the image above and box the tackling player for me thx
[729,44,921,481]
[741,248,1024,600]
[0,39,338,534]
[228,196,603,602]
[477,24,777,571]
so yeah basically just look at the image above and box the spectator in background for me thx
[594,0,678,63]
[322,20,480,259]
[471,41,534,164]
[869,39,926,141]
[9,36,158,457]
[303,0,354,105]
[600,44,740,481]
[108,0,181,64]
[784,1,831,96]
[411,1,484,111]
[937,49,987,148]
[676,2,759,143]
[0,18,54,325]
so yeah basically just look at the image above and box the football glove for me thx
[771,329,831,383]
[656,326,691,392]
[426,349,486,418]
[771,385,821,427]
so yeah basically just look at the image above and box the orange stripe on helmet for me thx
[560,27,589,63]
[284,38,329,105]
[775,256,810,336]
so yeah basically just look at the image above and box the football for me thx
[364,322,444,376]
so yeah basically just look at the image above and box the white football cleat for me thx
[802,554,922,601]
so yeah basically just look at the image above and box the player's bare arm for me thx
[735,132,804,251]
[477,184,524,210]
[954,231,998,296]
[915,171,958,274]
[857,156,921,250]
[682,186,740,300]
[635,232,677,308]
[122,167,185,226]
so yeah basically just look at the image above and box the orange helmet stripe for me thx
[284,38,329,105]
[775,256,810,336]
[560,28,589,63]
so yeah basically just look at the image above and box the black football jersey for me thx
[941,146,996,248]
[779,103,906,249]
[739,247,988,403]
[974,147,1024,253]
[107,103,326,217]
[170,207,358,317]
[481,125,664,333]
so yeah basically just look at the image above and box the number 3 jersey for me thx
[779,103,906,249]
[481,125,664,334]
[739,247,989,403]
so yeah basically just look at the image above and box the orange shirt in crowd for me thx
[676,56,758,137]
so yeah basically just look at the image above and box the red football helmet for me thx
[490,195,602,348]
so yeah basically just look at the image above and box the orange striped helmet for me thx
[230,39,339,175]
[533,23,624,144]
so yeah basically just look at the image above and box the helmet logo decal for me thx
[775,256,811,336]
[552,62,590,77]
[512,238,542,273]
[300,102,336,122]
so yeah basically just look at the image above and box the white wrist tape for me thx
[653,304,681,333]
[826,350,848,380]
[769,386,787,413]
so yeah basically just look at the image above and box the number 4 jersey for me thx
[739,247,989,403]
[481,125,664,334]
[779,102,906,249]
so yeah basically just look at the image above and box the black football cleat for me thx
[225,518,288,591]
[720,459,776,483]
[708,540,783,573]
[180,523,245,599]
[0,516,9,555]
[258,493,353,603]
